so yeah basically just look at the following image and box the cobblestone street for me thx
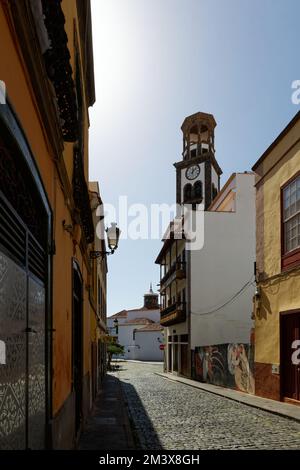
[113,361,300,450]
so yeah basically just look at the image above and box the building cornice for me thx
[252,110,300,171]
[3,0,76,212]
[174,152,223,176]
[75,0,95,107]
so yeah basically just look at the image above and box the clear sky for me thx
[89,0,300,316]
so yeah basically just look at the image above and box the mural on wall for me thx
[194,343,255,394]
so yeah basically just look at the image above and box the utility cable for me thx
[191,275,255,316]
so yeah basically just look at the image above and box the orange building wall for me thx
[0,2,92,416]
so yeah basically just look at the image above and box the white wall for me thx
[117,322,163,360]
[127,308,160,322]
[135,330,164,361]
[117,324,140,359]
[165,322,188,338]
[190,173,256,348]
[107,308,160,357]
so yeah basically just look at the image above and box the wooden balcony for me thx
[160,301,186,326]
[160,261,186,287]
[175,262,186,280]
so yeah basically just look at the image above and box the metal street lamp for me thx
[90,222,121,260]
[113,318,119,335]
[106,222,121,253]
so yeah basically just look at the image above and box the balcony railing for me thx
[175,261,186,280]
[160,301,186,326]
[160,261,186,286]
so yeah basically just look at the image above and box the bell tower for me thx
[144,283,159,309]
[174,112,222,210]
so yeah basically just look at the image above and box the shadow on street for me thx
[120,379,163,450]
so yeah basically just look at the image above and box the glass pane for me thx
[285,207,290,220]
[285,213,300,253]
[290,202,297,218]
[284,177,300,220]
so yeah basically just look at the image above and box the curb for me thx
[155,372,300,424]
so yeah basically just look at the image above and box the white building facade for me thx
[190,172,255,393]
[156,112,256,394]
[107,287,164,361]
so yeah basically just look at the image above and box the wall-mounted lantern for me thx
[90,222,121,260]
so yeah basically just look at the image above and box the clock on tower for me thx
[174,112,222,211]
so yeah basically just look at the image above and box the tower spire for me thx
[143,283,158,308]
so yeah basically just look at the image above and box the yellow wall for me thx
[255,275,300,364]
[255,120,300,365]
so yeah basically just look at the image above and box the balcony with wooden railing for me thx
[160,261,186,287]
[160,301,186,326]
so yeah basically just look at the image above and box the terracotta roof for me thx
[135,323,163,332]
[126,307,145,312]
[127,306,160,311]
[109,310,127,319]
[123,318,155,325]
[109,306,160,319]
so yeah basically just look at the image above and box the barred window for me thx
[283,175,300,253]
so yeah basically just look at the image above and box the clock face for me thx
[186,164,200,180]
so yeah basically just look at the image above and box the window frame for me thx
[281,171,300,271]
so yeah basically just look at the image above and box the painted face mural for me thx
[227,343,255,394]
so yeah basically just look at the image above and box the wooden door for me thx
[281,311,300,402]
[91,342,97,399]
[180,344,188,377]
[168,344,172,372]
[72,263,83,436]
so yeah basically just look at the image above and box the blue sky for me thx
[89,0,300,315]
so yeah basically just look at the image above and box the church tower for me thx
[174,112,222,210]
[143,283,159,309]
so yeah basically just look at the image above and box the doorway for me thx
[0,103,51,449]
[180,344,189,377]
[281,310,300,402]
[72,262,83,437]
[168,344,172,372]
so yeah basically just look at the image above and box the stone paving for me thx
[113,361,300,450]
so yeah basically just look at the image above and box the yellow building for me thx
[0,0,100,448]
[89,182,108,400]
[253,111,300,404]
